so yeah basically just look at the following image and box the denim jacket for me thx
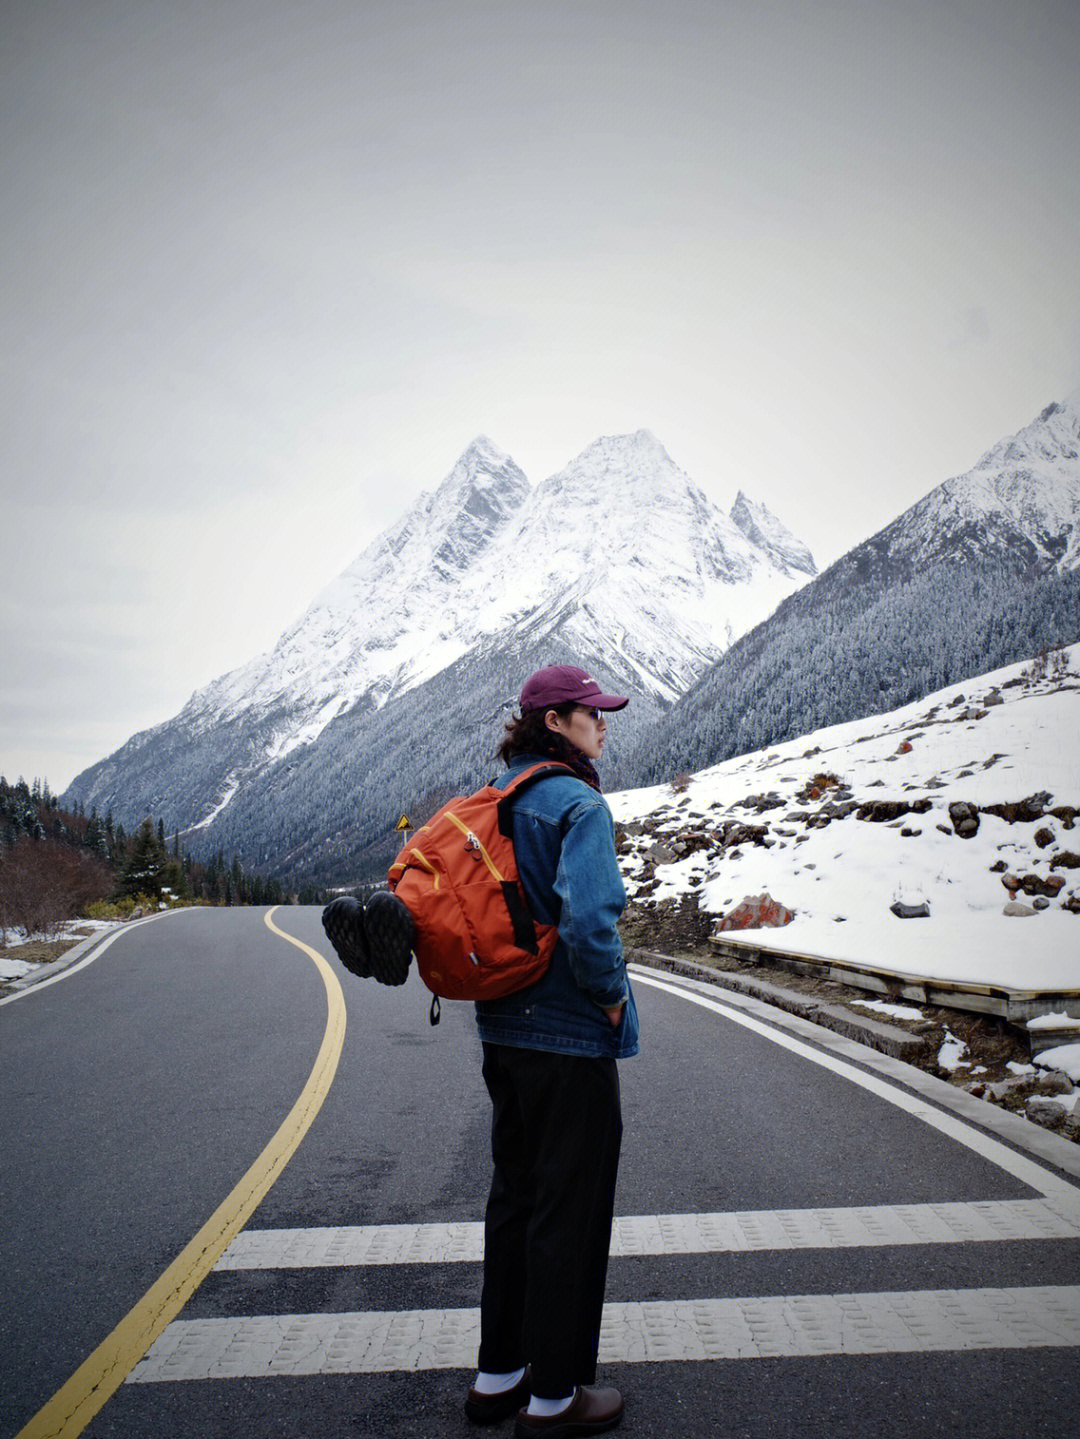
[474,754,640,1059]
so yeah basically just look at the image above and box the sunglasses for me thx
[575,705,604,721]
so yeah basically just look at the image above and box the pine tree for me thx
[120,818,168,899]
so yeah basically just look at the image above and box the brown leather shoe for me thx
[464,1369,532,1424]
[514,1386,624,1437]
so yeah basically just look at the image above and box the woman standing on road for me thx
[463,664,639,1439]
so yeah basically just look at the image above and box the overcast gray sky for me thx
[3,0,1078,791]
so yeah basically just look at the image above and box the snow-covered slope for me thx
[869,393,1080,572]
[610,644,1080,992]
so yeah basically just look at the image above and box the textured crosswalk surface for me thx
[129,1195,1080,1383]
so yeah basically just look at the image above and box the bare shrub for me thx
[669,772,693,795]
[0,839,112,941]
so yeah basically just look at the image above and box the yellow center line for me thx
[17,907,346,1439]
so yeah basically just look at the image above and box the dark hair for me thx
[497,701,578,765]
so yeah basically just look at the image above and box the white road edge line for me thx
[629,969,1080,1214]
[128,1285,1080,1381]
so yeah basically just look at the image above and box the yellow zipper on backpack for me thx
[408,849,440,889]
[445,811,505,883]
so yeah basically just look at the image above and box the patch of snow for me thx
[850,1000,926,1021]
[185,777,240,833]
[1006,1061,1037,1076]
[0,956,37,980]
[1028,1011,1080,1031]
[1033,1042,1080,1083]
[938,1032,969,1070]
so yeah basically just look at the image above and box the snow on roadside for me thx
[0,918,123,984]
[608,647,1080,995]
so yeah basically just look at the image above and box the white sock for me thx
[474,1367,526,1395]
[527,1390,575,1417]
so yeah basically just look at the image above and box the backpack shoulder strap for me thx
[495,762,576,837]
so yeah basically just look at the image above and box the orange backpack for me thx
[388,762,573,1016]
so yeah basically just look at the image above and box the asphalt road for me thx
[2,906,1078,1439]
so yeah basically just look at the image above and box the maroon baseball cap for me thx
[519,665,628,714]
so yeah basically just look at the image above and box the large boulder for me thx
[713,893,795,932]
[948,801,980,838]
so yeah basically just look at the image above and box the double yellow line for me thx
[17,908,346,1439]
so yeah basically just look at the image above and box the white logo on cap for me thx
[583,676,598,687]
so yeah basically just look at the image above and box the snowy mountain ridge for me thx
[173,429,816,772]
[873,393,1080,571]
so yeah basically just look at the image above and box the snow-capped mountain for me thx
[856,392,1080,575]
[64,431,816,842]
[179,435,532,757]
[626,392,1080,788]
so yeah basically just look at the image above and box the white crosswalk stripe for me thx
[129,1286,1080,1381]
[213,1198,1080,1271]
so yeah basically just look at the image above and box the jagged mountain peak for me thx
[421,437,530,557]
[65,426,819,842]
[730,492,817,577]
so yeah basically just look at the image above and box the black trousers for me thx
[477,1041,623,1400]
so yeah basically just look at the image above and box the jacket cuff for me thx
[591,983,628,1010]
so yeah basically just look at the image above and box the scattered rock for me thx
[713,893,795,932]
[740,793,786,813]
[900,827,922,838]
[857,799,919,822]
[948,801,980,838]
[1035,1070,1075,1096]
[1050,806,1077,830]
[897,740,913,754]
[646,843,678,865]
[1027,1097,1071,1126]
[1019,872,1066,898]
[989,859,1007,873]
[1051,851,1080,870]
[984,691,1004,707]
[1033,897,1050,910]
[1034,827,1056,849]
[891,899,930,918]
[718,822,771,849]
[1063,895,1080,914]
[982,792,1053,824]
[986,1074,1036,1099]
[1003,901,1038,916]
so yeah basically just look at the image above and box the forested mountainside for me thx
[618,395,1080,787]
